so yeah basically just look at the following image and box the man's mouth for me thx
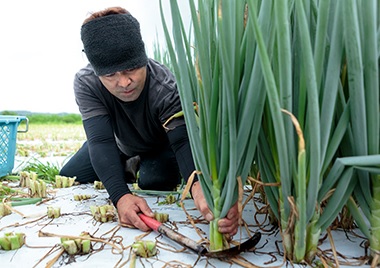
[123,88,134,94]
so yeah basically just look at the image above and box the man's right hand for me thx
[116,193,155,231]
[191,181,239,236]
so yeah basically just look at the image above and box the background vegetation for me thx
[1,111,85,158]
[1,111,82,125]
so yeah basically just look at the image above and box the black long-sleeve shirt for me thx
[74,59,196,205]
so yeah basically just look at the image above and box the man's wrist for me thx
[114,192,132,207]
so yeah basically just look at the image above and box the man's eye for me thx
[105,73,116,77]
[124,68,136,73]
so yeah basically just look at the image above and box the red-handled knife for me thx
[138,214,261,258]
[139,213,207,255]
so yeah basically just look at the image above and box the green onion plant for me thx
[161,0,379,263]
[249,0,379,263]
[160,0,266,250]
[338,1,380,266]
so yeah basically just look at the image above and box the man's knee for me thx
[137,174,181,191]
[59,161,98,184]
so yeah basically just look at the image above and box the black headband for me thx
[81,13,148,76]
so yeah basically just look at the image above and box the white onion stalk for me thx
[61,232,92,255]
[90,205,115,223]
[55,175,76,188]
[47,206,61,218]
[0,202,12,217]
[0,232,25,250]
[94,181,105,190]
[154,212,169,223]
[132,240,157,258]
[73,194,92,201]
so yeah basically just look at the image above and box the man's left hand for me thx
[191,181,239,236]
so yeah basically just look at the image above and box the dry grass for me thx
[16,124,86,157]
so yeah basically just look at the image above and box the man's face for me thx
[99,66,147,102]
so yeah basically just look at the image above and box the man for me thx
[60,6,238,235]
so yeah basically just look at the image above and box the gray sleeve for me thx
[74,67,109,121]
[148,61,184,125]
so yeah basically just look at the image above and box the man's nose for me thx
[118,73,131,87]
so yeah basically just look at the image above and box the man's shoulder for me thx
[147,58,170,71]
[76,63,96,79]
[147,59,176,90]
[74,64,103,91]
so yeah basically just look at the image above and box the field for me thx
[2,119,373,267]
[16,123,86,158]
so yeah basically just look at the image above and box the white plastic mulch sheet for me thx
[0,181,371,267]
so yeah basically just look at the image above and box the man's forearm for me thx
[84,116,131,206]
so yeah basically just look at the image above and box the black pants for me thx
[60,142,181,191]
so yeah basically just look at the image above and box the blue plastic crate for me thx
[0,116,29,177]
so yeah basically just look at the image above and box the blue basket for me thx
[0,116,29,177]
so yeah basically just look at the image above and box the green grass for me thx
[21,160,60,183]
[1,111,82,125]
